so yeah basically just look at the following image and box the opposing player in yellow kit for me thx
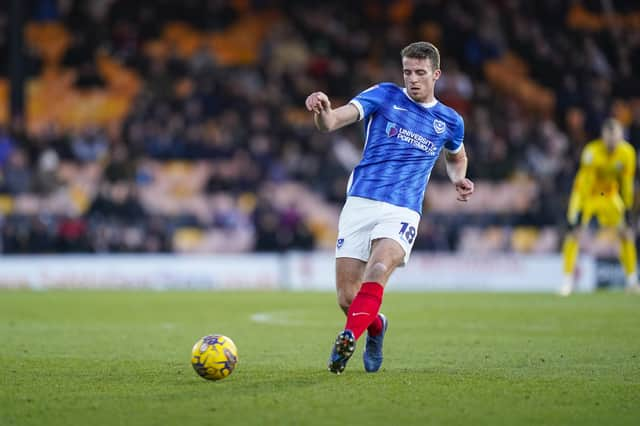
[561,118,639,295]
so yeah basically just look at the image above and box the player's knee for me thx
[365,261,389,282]
[567,211,582,234]
[567,221,579,234]
[566,228,578,239]
[620,227,634,241]
[566,226,585,242]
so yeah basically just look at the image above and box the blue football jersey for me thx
[348,82,464,214]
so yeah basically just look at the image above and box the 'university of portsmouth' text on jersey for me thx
[348,82,464,214]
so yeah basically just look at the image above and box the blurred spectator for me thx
[2,150,32,195]
[56,215,89,252]
[32,148,61,194]
[71,127,108,162]
[86,183,147,222]
[629,100,640,148]
[0,127,14,169]
[2,0,640,255]
[27,216,56,253]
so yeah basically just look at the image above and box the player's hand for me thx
[305,92,331,114]
[454,178,474,202]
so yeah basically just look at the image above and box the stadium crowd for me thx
[1,0,640,254]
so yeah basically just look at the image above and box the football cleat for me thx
[626,282,640,294]
[327,330,355,374]
[558,276,574,297]
[363,313,388,373]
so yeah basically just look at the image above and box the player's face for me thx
[402,57,441,103]
[602,124,623,150]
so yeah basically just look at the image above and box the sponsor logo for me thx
[337,238,344,249]
[386,121,437,154]
[393,104,409,111]
[433,119,447,134]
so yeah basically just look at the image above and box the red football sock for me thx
[345,282,384,340]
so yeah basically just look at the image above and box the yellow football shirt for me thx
[572,138,636,208]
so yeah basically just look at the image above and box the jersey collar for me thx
[402,88,438,108]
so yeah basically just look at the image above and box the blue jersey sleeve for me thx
[349,84,389,121]
[444,113,464,153]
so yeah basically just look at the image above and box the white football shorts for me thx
[335,196,421,266]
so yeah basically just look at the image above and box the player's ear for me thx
[433,69,441,81]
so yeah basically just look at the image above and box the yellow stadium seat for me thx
[237,192,257,214]
[483,52,555,115]
[0,79,7,125]
[69,185,91,214]
[173,227,205,251]
[25,22,71,66]
[0,194,14,214]
[511,227,540,253]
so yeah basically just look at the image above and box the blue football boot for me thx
[363,313,388,372]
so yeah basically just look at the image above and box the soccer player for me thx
[560,118,639,296]
[304,41,474,374]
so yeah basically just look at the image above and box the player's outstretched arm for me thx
[305,91,359,132]
[621,146,636,210]
[574,146,595,201]
[445,146,474,202]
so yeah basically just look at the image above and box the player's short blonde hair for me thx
[401,42,440,70]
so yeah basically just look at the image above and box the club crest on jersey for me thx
[386,122,399,137]
[433,119,447,134]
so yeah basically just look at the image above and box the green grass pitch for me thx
[1,290,639,425]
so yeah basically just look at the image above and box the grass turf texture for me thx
[1,291,639,426]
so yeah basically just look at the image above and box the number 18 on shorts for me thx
[335,196,421,266]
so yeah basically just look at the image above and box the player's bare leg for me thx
[329,239,404,373]
[336,258,366,315]
[618,227,639,293]
[560,228,583,296]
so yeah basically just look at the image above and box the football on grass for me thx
[191,334,238,381]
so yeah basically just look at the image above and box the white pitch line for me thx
[250,311,337,326]
[250,311,303,326]
[250,311,343,327]
[161,322,176,330]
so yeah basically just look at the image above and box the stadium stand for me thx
[1,0,640,254]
